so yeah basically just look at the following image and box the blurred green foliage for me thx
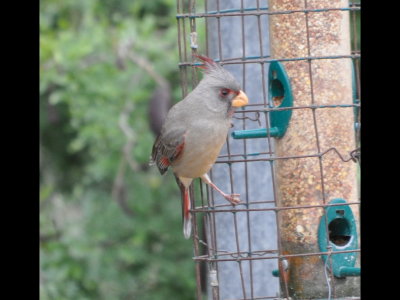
[40,0,196,299]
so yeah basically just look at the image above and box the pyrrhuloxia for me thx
[151,55,249,239]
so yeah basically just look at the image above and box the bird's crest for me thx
[193,54,220,73]
[192,54,240,92]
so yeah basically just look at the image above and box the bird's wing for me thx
[151,128,186,175]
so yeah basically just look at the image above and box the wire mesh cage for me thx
[176,0,360,299]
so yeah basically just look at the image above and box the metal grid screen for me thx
[176,1,360,299]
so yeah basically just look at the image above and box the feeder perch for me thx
[232,61,293,140]
[318,198,360,279]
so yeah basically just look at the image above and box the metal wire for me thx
[324,247,333,300]
[176,1,360,299]
[179,54,360,67]
[176,6,360,19]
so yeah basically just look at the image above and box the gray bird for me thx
[151,55,249,239]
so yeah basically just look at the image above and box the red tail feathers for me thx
[183,188,192,239]
[175,175,192,239]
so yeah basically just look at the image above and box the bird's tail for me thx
[175,175,192,239]
[182,187,192,239]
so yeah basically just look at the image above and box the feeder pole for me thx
[268,0,360,298]
[205,0,279,299]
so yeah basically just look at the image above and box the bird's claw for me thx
[224,193,240,205]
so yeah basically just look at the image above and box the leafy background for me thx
[40,0,197,299]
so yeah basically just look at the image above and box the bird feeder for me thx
[267,0,360,298]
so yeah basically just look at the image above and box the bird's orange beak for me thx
[232,90,249,107]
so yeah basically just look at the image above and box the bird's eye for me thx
[220,88,229,97]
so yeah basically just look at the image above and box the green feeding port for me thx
[268,61,293,138]
[318,198,360,278]
[231,61,293,140]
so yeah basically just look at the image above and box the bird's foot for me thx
[224,193,240,205]
[200,174,241,205]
